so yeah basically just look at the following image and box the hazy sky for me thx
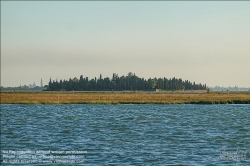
[1,1,250,87]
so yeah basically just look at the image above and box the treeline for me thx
[1,86,44,91]
[47,72,206,91]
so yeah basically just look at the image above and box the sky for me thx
[1,1,250,87]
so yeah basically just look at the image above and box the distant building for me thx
[41,79,43,88]
[155,89,162,92]
[29,82,36,88]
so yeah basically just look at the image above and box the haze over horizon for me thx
[1,1,250,87]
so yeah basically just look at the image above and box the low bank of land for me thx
[1,91,250,104]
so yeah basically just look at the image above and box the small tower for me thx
[41,79,43,88]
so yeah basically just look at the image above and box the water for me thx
[1,104,249,165]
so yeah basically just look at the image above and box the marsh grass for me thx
[1,92,250,104]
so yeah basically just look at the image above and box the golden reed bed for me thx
[1,92,250,104]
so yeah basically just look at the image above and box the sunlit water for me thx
[1,104,249,165]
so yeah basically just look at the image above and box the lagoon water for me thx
[1,104,249,165]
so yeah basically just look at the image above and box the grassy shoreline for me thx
[1,92,250,104]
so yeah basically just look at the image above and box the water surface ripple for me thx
[1,104,249,165]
